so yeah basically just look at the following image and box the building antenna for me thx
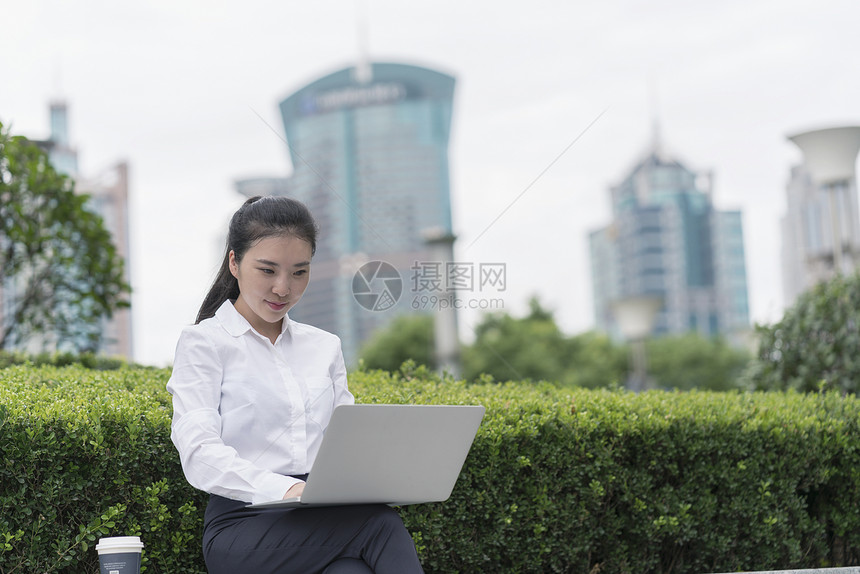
[51,53,65,103]
[353,0,372,84]
[648,72,662,158]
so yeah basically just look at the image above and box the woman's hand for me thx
[283,482,305,499]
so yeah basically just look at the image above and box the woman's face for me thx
[229,234,313,339]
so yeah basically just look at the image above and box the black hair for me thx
[195,196,318,324]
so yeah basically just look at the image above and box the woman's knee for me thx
[366,505,406,531]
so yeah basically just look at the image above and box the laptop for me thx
[247,403,485,509]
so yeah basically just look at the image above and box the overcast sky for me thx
[2,0,859,366]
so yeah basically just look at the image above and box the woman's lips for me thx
[266,301,287,311]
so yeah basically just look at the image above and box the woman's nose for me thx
[273,276,291,297]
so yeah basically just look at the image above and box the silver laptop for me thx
[248,404,485,509]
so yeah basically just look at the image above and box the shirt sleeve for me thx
[167,327,301,504]
[330,337,355,410]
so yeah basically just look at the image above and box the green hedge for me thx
[0,350,131,371]
[2,362,860,573]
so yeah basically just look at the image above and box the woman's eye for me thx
[259,268,275,274]
[294,269,308,277]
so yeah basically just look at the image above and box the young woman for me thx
[167,196,424,574]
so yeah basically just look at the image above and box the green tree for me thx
[357,297,751,391]
[0,122,130,352]
[646,333,752,391]
[565,330,628,389]
[748,271,860,393]
[461,297,627,387]
[461,297,568,383]
[359,314,435,371]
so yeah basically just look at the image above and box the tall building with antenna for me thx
[589,136,750,343]
[21,102,134,358]
[236,62,457,364]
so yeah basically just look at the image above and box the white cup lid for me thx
[95,536,144,552]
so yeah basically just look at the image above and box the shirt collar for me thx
[215,300,292,339]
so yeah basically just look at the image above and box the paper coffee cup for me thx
[96,536,144,574]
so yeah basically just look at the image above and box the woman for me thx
[167,196,423,573]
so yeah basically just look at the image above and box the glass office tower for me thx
[3,102,134,358]
[781,163,860,307]
[589,146,750,342]
[241,62,456,363]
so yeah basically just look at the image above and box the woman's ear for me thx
[228,250,239,278]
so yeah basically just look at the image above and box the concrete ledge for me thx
[712,569,860,574]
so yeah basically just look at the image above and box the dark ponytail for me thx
[195,196,318,324]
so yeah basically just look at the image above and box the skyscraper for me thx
[237,62,456,364]
[589,142,750,342]
[11,102,134,358]
[782,126,860,306]
[77,161,133,357]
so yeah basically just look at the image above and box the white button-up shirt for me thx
[167,300,354,504]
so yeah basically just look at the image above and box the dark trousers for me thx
[202,494,424,574]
